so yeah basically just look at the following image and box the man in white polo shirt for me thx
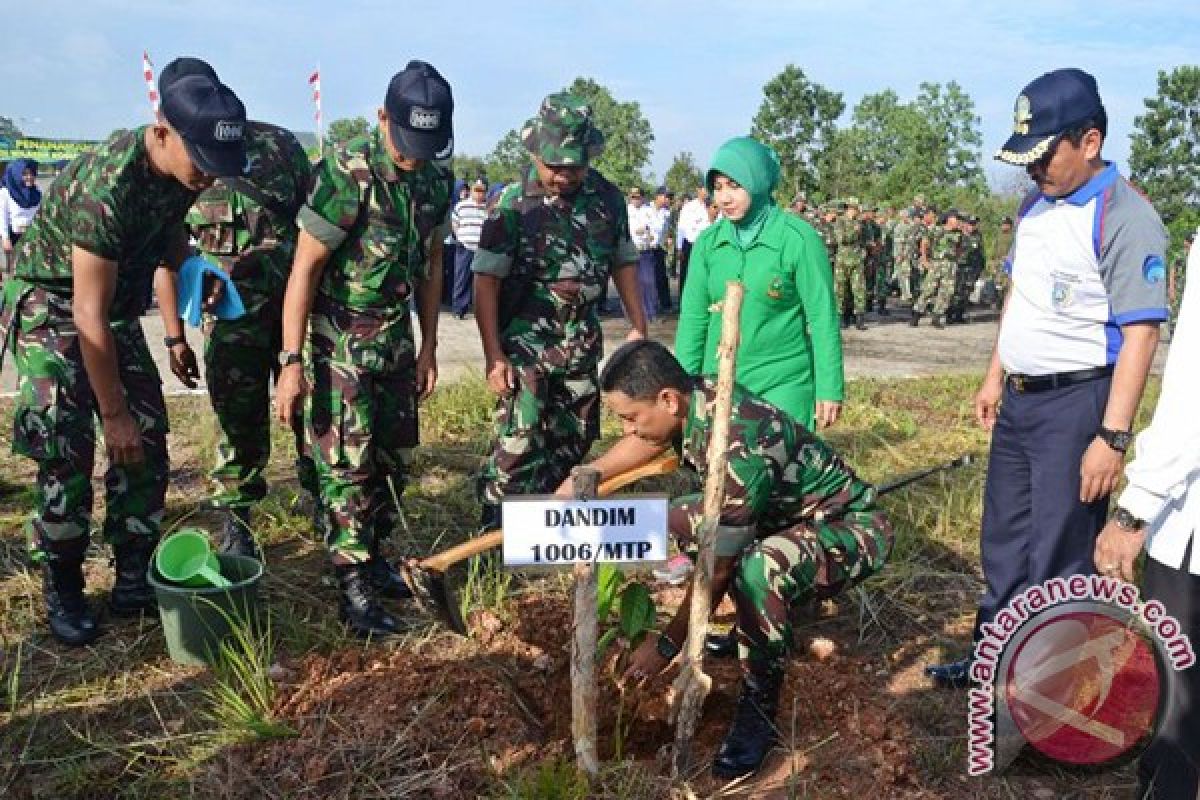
[1094,228,1199,799]
[927,68,1169,688]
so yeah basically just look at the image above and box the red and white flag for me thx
[143,51,159,114]
[308,67,322,136]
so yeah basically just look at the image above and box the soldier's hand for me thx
[275,365,310,425]
[101,408,145,466]
[620,636,671,689]
[416,346,438,402]
[815,401,842,429]
[168,342,200,389]
[201,273,225,312]
[486,357,515,397]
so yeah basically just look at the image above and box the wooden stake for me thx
[570,465,601,776]
[670,280,744,778]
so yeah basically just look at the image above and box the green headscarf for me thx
[706,136,781,248]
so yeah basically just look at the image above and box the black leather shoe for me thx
[855,314,867,331]
[479,503,502,533]
[932,314,946,330]
[337,564,400,638]
[925,657,974,689]
[218,507,260,561]
[366,540,413,600]
[109,538,158,617]
[42,541,100,646]
[704,628,737,659]
[712,671,783,779]
[909,311,920,327]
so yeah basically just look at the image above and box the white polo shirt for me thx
[997,163,1168,376]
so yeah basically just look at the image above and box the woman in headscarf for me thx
[675,137,843,431]
[1,159,42,267]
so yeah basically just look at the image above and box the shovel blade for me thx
[401,561,468,636]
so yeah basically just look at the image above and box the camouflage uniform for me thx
[875,212,895,307]
[949,227,984,317]
[670,378,892,679]
[296,127,451,562]
[892,216,919,302]
[187,121,314,510]
[832,214,867,315]
[474,94,638,506]
[915,224,962,317]
[1,128,195,558]
[989,226,1014,303]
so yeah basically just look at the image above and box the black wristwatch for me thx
[163,335,187,349]
[1112,506,1146,533]
[278,350,303,368]
[656,632,681,661]
[1097,426,1133,453]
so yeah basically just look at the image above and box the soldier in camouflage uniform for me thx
[0,66,247,645]
[832,198,868,329]
[913,207,939,301]
[988,216,1014,310]
[911,210,962,328]
[275,61,454,638]
[815,204,838,262]
[472,93,646,531]
[947,214,984,324]
[156,59,315,559]
[874,206,896,314]
[576,340,892,779]
[891,208,918,303]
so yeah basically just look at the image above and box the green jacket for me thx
[675,206,844,429]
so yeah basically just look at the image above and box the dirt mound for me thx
[224,592,927,798]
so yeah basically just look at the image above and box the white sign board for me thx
[501,495,669,568]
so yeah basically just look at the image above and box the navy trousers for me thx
[452,246,475,316]
[974,375,1112,637]
[653,247,672,311]
[1139,544,1199,799]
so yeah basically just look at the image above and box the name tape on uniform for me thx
[501,496,668,567]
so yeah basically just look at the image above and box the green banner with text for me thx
[0,136,98,162]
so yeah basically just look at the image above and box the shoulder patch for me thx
[1143,254,1166,284]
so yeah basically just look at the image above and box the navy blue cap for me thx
[997,68,1104,166]
[160,72,247,177]
[158,57,218,94]
[385,60,454,161]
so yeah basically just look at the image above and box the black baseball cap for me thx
[158,56,218,94]
[997,68,1105,166]
[385,60,454,161]
[160,72,247,177]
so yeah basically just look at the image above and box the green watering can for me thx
[155,529,231,589]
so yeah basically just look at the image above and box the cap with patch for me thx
[521,92,604,166]
[997,68,1104,166]
[385,60,454,161]
[160,73,247,177]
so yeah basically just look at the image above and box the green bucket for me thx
[155,529,231,589]
[148,553,263,667]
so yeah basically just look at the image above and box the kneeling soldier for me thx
[565,340,894,778]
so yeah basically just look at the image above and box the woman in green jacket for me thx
[675,136,843,429]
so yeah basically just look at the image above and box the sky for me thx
[5,1,1197,187]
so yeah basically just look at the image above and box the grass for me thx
[0,372,1163,799]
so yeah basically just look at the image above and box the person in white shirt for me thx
[676,186,710,293]
[450,179,488,318]
[1094,229,1199,799]
[1,159,42,272]
[626,186,658,323]
[927,68,1168,688]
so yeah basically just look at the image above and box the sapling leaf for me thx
[618,582,656,643]
[596,563,623,622]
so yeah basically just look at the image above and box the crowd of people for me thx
[0,58,1195,793]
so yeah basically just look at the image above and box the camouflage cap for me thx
[844,196,861,209]
[521,92,605,166]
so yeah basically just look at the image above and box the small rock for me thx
[268,663,289,681]
[532,653,553,672]
[809,637,836,661]
[165,719,185,733]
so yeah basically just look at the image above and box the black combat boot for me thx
[109,537,159,617]
[932,314,946,329]
[704,628,738,659]
[479,503,502,534]
[366,537,413,599]
[925,656,974,689]
[909,310,920,327]
[336,564,400,638]
[855,313,867,331]
[877,300,889,317]
[218,507,260,561]
[712,670,784,779]
[42,538,100,646]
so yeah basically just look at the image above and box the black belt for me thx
[1006,365,1113,394]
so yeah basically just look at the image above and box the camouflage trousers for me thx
[895,255,917,301]
[7,286,167,558]
[915,259,955,316]
[670,495,893,679]
[306,303,417,564]
[948,263,974,316]
[205,311,315,510]
[834,253,867,315]
[872,257,893,305]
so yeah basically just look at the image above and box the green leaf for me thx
[596,627,621,659]
[596,564,623,622]
[618,583,656,641]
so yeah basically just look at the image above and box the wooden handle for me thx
[420,451,679,573]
